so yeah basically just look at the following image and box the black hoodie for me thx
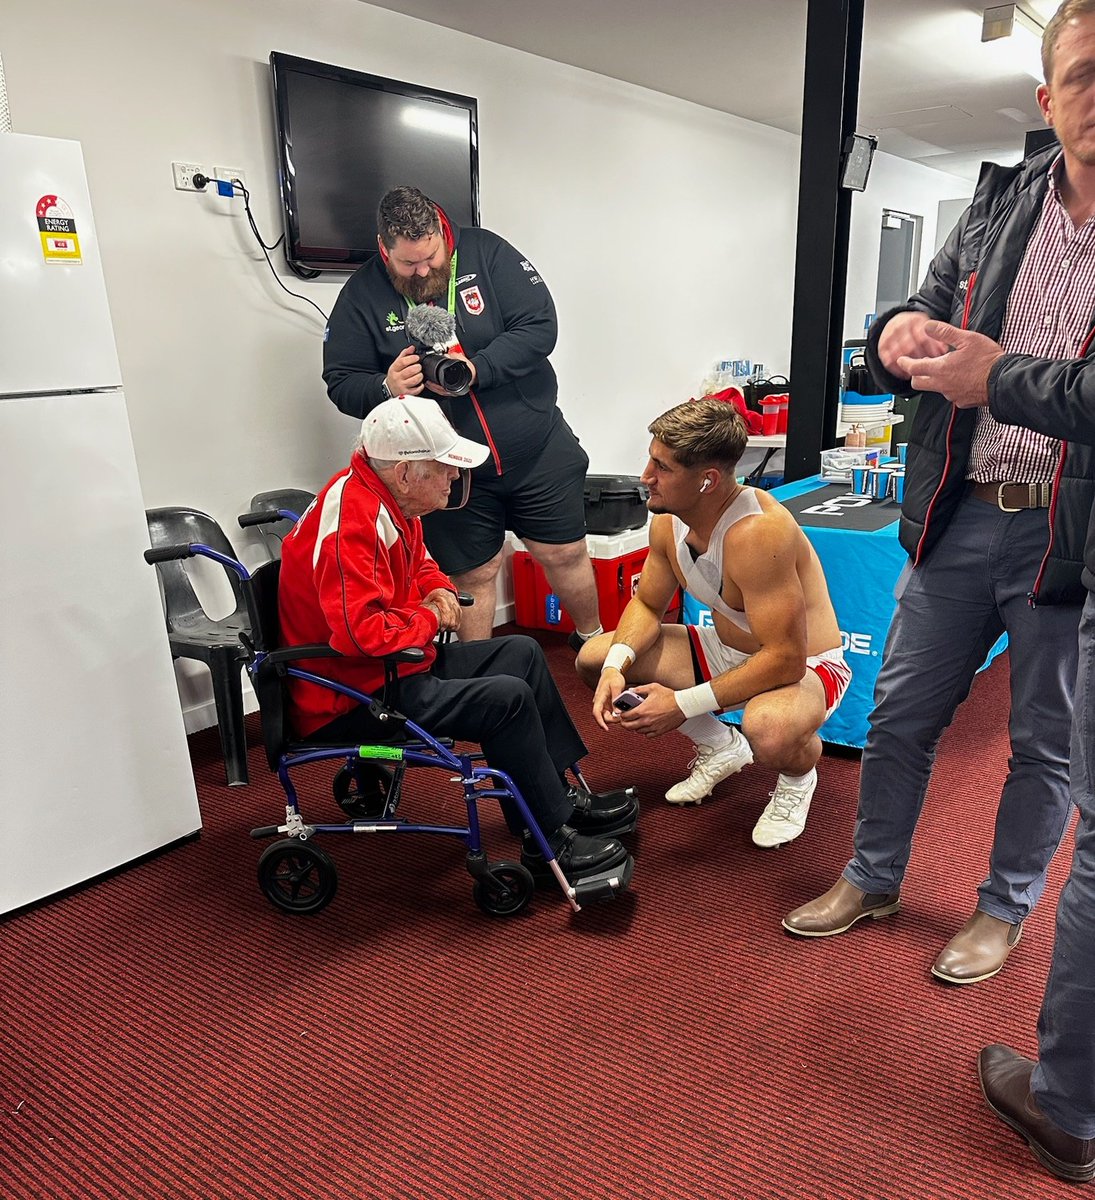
[322,220,560,474]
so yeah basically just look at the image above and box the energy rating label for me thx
[37,194,82,265]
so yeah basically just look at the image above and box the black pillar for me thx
[784,0,865,481]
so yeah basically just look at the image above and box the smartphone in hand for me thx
[613,689,645,712]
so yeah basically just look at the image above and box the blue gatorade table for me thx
[680,473,1007,749]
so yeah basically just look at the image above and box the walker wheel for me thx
[472,862,535,917]
[258,838,338,915]
[333,762,394,819]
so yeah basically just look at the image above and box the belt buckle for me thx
[996,483,1023,512]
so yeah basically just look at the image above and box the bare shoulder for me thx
[648,513,675,554]
[719,495,803,587]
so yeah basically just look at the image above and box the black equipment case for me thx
[583,475,649,535]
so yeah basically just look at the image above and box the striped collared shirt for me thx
[968,156,1095,484]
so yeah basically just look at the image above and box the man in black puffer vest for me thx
[784,2,1095,998]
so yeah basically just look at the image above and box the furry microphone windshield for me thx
[405,304,456,351]
[403,305,472,396]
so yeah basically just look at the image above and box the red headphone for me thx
[435,203,455,254]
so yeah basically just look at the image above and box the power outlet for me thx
[213,166,246,190]
[172,162,207,192]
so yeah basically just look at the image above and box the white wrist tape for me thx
[601,643,635,674]
[674,682,720,719]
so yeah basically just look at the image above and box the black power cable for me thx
[194,173,329,324]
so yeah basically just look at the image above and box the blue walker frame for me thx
[145,532,617,915]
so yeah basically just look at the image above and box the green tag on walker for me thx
[357,746,405,761]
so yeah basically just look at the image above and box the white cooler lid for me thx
[509,520,651,559]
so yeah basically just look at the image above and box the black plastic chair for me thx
[145,506,252,786]
[245,489,316,559]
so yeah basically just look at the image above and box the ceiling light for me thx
[982,4,1046,82]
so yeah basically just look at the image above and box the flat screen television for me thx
[270,52,480,275]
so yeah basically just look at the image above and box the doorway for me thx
[875,209,923,452]
[875,209,923,315]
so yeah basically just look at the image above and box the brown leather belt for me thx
[969,481,1051,511]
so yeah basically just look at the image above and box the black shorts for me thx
[421,415,589,575]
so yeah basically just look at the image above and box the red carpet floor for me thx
[0,638,1077,1199]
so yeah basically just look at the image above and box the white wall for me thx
[844,150,973,339]
[0,0,970,726]
[935,197,975,253]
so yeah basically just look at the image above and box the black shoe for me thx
[521,824,629,882]
[567,631,585,654]
[567,786,639,836]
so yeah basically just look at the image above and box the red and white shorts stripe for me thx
[686,626,851,719]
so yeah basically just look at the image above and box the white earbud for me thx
[699,478,712,493]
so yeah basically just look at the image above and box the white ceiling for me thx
[362,0,1062,183]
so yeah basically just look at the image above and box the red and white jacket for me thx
[278,451,455,736]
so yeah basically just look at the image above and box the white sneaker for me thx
[665,729,753,805]
[751,770,818,848]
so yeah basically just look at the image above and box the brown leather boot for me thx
[931,910,1022,984]
[782,876,900,937]
[979,1045,1095,1182]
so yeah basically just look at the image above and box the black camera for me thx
[419,351,473,396]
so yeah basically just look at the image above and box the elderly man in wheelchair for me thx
[276,396,638,910]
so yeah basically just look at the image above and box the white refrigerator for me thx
[0,131,202,914]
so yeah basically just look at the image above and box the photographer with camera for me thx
[323,186,601,645]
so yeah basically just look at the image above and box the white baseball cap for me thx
[361,396,489,468]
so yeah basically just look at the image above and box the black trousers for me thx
[317,635,585,838]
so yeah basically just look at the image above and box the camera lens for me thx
[420,350,472,396]
[436,356,472,395]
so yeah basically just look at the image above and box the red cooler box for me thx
[511,527,664,633]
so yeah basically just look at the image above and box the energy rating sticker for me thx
[37,195,82,265]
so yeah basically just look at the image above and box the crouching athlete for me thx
[577,398,850,847]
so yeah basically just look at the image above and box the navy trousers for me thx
[843,494,1079,922]
[1033,593,1095,1137]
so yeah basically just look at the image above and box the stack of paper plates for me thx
[839,400,893,425]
